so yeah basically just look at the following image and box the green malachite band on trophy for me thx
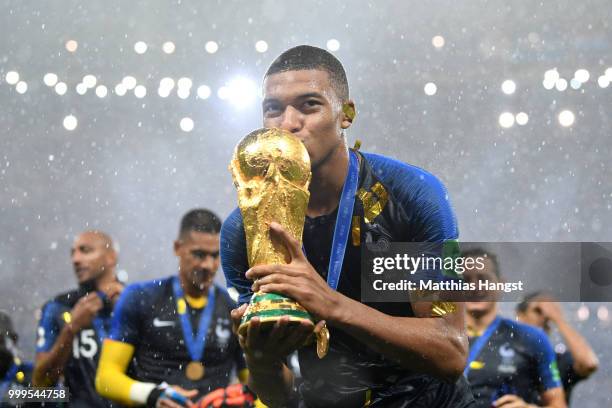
[250,293,289,303]
[243,309,313,321]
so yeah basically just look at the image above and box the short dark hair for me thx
[461,247,501,278]
[179,209,222,238]
[265,45,349,101]
[516,291,546,313]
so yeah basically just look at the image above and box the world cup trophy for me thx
[230,128,328,358]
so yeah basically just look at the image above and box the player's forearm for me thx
[96,339,154,406]
[555,319,599,376]
[246,358,295,407]
[332,297,467,381]
[32,325,76,386]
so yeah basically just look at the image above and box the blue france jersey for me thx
[221,151,473,407]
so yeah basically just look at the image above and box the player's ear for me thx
[106,249,118,268]
[341,100,356,129]
[174,239,182,256]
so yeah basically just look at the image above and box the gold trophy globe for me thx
[230,128,329,358]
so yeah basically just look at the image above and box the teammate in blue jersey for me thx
[462,249,566,408]
[96,209,249,408]
[516,292,598,406]
[33,230,123,407]
[221,45,474,407]
[1,311,35,406]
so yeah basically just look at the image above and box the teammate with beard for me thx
[33,230,123,407]
[221,45,474,407]
[96,209,248,408]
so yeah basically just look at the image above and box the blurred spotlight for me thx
[224,77,258,109]
[577,304,590,321]
[63,115,78,131]
[432,35,445,48]
[134,85,147,98]
[162,41,176,54]
[326,39,340,52]
[205,41,219,54]
[574,68,590,83]
[217,86,229,100]
[555,78,568,91]
[160,77,175,91]
[95,85,108,98]
[558,110,575,127]
[570,78,582,90]
[197,85,211,99]
[122,76,137,90]
[134,41,148,54]
[515,112,529,126]
[597,305,609,321]
[43,73,58,87]
[5,71,19,85]
[498,112,515,128]
[180,117,194,132]
[76,83,87,95]
[542,79,555,90]
[501,79,516,95]
[177,88,190,99]
[544,68,560,83]
[605,67,612,80]
[65,40,78,53]
[54,82,67,95]
[158,88,171,98]
[114,83,127,96]
[83,75,97,88]
[177,77,193,90]
[424,82,437,96]
[15,81,28,94]
[597,75,610,88]
[255,40,268,53]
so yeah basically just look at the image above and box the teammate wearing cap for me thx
[96,209,248,407]
[33,230,123,407]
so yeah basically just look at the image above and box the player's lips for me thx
[74,266,88,277]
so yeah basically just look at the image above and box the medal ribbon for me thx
[172,277,216,362]
[326,150,360,291]
[463,315,502,376]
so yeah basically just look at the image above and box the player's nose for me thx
[278,106,303,134]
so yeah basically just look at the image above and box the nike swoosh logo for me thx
[153,318,175,327]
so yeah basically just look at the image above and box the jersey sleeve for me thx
[525,326,563,390]
[220,207,253,305]
[36,301,62,353]
[109,284,143,345]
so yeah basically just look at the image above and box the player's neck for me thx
[307,143,349,218]
[466,306,498,335]
[95,270,116,291]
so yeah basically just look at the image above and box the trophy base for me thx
[238,292,314,336]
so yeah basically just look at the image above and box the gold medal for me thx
[316,324,330,359]
[185,361,205,380]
